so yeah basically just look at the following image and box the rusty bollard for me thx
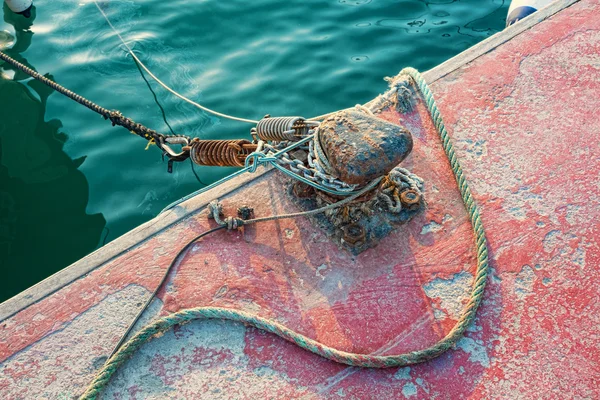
[318,110,413,186]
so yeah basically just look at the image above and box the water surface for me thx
[0,0,507,301]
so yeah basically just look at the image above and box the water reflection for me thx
[0,6,106,301]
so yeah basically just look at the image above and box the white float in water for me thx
[4,0,33,17]
[506,0,554,27]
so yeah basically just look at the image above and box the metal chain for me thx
[256,126,362,195]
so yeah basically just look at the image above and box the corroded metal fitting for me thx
[292,181,315,198]
[342,223,366,246]
[400,189,421,209]
[189,139,257,167]
[318,110,413,186]
[251,115,319,142]
[237,206,254,220]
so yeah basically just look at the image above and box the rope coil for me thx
[378,167,425,213]
[251,116,319,142]
[189,139,257,167]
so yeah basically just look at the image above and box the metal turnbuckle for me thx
[251,115,319,142]
[188,139,258,167]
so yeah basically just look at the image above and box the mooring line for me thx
[79,68,489,400]
[93,1,260,125]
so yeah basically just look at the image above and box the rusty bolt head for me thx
[237,206,254,220]
[342,223,366,246]
[400,189,421,209]
[292,181,314,198]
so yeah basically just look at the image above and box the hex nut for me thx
[400,189,421,209]
[342,223,366,245]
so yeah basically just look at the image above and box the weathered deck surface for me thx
[2,0,599,398]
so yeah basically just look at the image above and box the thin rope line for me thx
[108,180,379,360]
[132,57,176,135]
[243,177,381,225]
[93,1,358,125]
[79,68,489,400]
[107,226,226,358]
[93,1,259,125]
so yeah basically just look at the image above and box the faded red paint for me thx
[2,0,600,398]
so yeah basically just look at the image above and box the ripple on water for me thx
[0,30,14,49]
[339,0,372,5]
[0,0,508,300]
[351,55,369,62]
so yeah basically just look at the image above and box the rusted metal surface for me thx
[189,139,257,167]
[252,116,318,142]
[342,223,366,246]
[400,189,421,209]
[237,206,254,221]
[2,1,600,398]
[290,166,425,254]
[292,181,315,198]
[319,110,413,185]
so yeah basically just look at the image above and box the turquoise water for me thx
[0,0,507,302]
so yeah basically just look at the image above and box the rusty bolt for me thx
[400,189,421,209]
[342,223,366,246]
[237,206,254,220]
[292,181,314,198]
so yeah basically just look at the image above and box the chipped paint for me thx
[420,221,443,235]
[456,337,490,368]
[401,381,418,397]
[316,264,328,280]
[393,367,411,380]
[514,265,536,300]
[422,271,473,320]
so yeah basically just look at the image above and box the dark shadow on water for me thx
[0,6,106,302]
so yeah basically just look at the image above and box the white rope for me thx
[93,1,260,125]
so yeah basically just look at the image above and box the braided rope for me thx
[0,49,191,150]
[79,68,489,399]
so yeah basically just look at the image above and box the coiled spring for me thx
[189,139,257,167]
[251,115,319,142]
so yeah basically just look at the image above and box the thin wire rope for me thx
[243,177,381,225]
[79,68,490,400]
[108,179,379,359]
[93,1,362,125]
[107,226,226,358]
[132,58,176,136]
[133,55,208,186]
[132,55,208,184]
[93,1,259,125]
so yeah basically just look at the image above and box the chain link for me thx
[257,127,361,194]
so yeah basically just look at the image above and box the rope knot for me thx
[225,216,245,230]
[244,151,278,173]
[385,74,415,113]
[378,167,424,213]
[311,127,337,177]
